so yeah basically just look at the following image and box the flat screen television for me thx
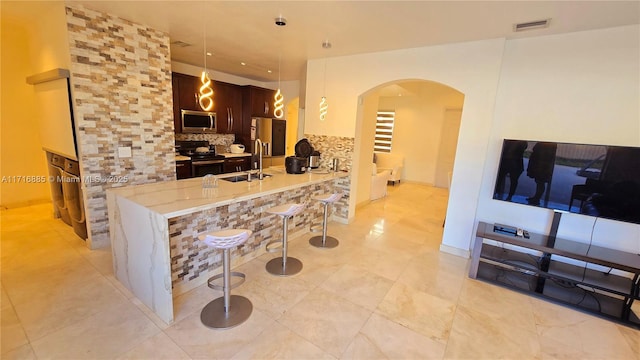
[493,140,640,225]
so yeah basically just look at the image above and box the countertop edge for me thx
[108,170,349,218]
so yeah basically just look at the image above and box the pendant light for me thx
[319,40,331,121]
[199,23,214,111]
[273,17,286,119]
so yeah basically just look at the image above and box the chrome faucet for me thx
[254,138,264,180]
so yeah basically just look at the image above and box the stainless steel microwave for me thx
[181,110,216,133]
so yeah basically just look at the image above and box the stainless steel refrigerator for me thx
[249,117,286,158]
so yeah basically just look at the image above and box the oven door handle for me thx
[192,160,224,165]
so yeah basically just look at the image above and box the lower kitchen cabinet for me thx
[223,156,251,173]
[176,160,192,179]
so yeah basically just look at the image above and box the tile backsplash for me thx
[174,133,235,151]
[305,134,355,171]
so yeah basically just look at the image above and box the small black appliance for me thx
[285,156,308,174]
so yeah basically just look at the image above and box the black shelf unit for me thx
[470,222,640,328]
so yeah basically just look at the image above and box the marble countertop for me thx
[219,152,252,158]
[108,167,348,218]
[175,155,191,161]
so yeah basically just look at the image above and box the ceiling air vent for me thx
[513,19,551,32]
[171,40,192,48]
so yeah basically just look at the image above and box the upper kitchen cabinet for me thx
[173,72,201,111]
[244,86,276,118]
[237,85,277,147]
[172,72,200,133]
[213,81,243,134]
[171,72,242,134]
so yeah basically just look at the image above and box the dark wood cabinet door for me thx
[247,86,276,118]
[176,73,200,111]
[176,160,192,179]
[223,156,250,173]
[213,81,243,134]
[239,86,279,148]
[172,75,182,133]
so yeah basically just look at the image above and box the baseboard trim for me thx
[0,199,52,210]
[439,243,470,259]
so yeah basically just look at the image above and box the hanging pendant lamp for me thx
[273,17,285,119]
[199,25,214,111]
[319,40,331,121]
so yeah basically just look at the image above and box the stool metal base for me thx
[201,295,253,329]
[265,257,303,276]
[309,235,339,248]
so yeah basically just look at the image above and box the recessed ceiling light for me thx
[206,52,212,56]
[275,17,287,26]
[267,70,272,73]
[240,62,246,66]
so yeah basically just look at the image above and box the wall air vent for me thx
[513,19,551,32]
[170,40,192,48]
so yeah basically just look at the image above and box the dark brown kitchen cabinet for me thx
[223,156,251,173]
[244,86,276,118]
[172,72,243,134]
[213,81,243,134]
[174,73,201,111]
[238,85,278,147]
[172,72,201,133]
[176,160,192,179]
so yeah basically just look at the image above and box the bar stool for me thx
[309,193,343,249]
[265,203,306,276]
[198,229,253,329]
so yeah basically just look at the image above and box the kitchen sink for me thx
[220,175,248,182]
[220,173,272,183]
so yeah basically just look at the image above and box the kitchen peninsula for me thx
[107,168,349,324]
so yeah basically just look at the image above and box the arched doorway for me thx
[351,80,465,215]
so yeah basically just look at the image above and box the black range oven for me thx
[191,158,224,177]
[176,140,225,178]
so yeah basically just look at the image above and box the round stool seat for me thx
[267,203,306,217]
[313,193,343,204]
[199,229,252,249]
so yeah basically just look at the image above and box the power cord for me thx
[581,217,598,282]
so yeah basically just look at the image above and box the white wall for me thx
[305,25,640,256]
[1,1,70,208]
[475,25,640,254]
[377,83,464,185]
[353,91,379,207]
[306,38,506,255]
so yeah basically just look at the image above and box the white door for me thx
[435,108,462,188]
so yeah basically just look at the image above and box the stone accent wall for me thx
[305,135,354,171]
[66,6,174,248]
[168,179,348,295]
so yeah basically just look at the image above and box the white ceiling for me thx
[67,1,640,82]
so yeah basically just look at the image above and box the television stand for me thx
[469,222,640,328]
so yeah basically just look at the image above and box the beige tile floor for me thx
[2,183,639,359]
